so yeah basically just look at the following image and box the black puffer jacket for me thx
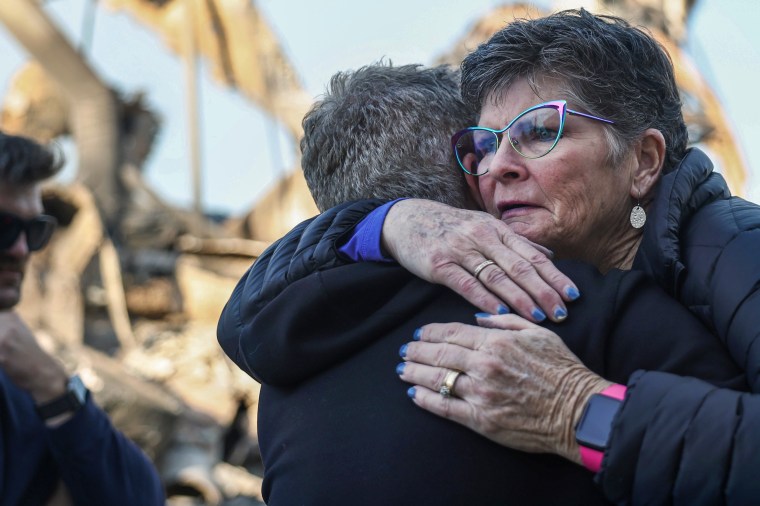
[598,148,760,505]
[217,199,385,378]
[216,148,760,504]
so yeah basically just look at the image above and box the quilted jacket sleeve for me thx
[217,199,386,376]
[692,202,760,392]
[598,371,760,505]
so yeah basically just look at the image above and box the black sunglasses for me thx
[0,211,57,251]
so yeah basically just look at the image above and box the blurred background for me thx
[0,0,756,504]
[1,0,757,221]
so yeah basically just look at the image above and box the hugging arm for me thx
[218,197,581,379]
[236,263,423,385]
[400,267,751,505]
[599,371,759,504]
[381,199,578,321]
[687,226,760,391]
[217,199,386,376]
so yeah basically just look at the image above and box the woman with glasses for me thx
[397,11,760,502]
[395,10,760,503]
[222,9,760,504]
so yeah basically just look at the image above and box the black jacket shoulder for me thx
[217,199,386,374]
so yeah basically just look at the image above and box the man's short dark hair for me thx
[461,8,688,173]
[300,63,476,211]
[0,132,64,185]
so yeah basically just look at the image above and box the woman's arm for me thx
[402,319,756,504]
[401,314,610,463]
[598,370,758,505]
[382,199,578,321]
[398,267,752,505]
[219,198,580,376]
[689,225,760,390]
[247,199,389,312]
[217,199,386,373]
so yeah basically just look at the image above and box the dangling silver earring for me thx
[630,189,646,229]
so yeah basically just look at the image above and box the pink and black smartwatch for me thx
[575,384,627,473]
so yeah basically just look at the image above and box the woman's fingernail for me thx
[553,307,567,321]
[407,387,416,399]
[497,305,510,314]
[396,362,406,375]
[413,328,422,341]
[565,286,580,300]
[399,344,408,358]
[475,312,492,319]
[532,308,547,322]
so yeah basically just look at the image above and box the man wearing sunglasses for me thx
[0,132,164,504]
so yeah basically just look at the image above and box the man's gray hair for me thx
[0,132,63,185]
[301,63,476,211]
[461,8,688,173]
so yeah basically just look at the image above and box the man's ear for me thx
[631,128,666,201]
[465,173,486,210]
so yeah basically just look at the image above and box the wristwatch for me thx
[575,384,627,472]
[35,374,88,421]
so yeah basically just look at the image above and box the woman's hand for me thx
[397,314,611,463]
[382,199,579,322]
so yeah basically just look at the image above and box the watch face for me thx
[575,394,622,451]
[69,375,88,403]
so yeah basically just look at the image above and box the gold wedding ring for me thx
[473,259,496,280]
[439,369,462,398]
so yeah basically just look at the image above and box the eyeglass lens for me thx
[454,105,563,175]
[0,212,57,251]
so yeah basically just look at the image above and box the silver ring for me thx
[473,259,496,280]
[439,370,462,398]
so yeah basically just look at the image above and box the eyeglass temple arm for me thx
[567,109,615,125]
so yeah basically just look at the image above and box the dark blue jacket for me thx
[218,199,385,379]
[0,369,165,505]
[598,148,760,505]
[217,149,760,505]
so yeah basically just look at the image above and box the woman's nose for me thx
[488,141,529,181]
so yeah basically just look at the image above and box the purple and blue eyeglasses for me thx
[451,100,614,176]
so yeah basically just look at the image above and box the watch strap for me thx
[578,384,626,472]
[35,375,88,421]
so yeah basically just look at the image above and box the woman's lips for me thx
[498,202,539,219]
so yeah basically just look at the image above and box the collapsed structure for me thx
[0,1,747,504]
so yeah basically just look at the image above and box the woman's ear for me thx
[631,128,666,200]
[465,173,486,210]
